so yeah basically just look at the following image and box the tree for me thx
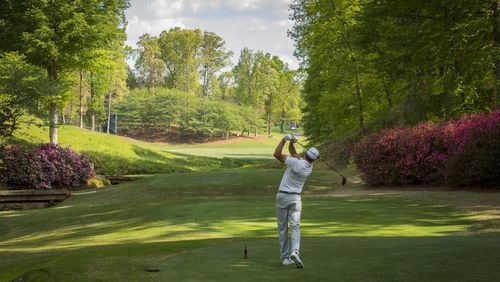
[217,71,236,102]
[135,34,165,95]
[199,31,233,98]
[233,48,263,135]
[0,52,54,136]
[233,49,302,137]
[105,48,128,134]
[0,0,129,143]
[290,0,373,144]
[276,70,303,133]
[254,53,280,137]
[158,28,202,93]
[233,48,258,106]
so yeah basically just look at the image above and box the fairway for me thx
[2,0,499,281]
[1,168,500,281]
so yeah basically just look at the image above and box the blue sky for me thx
[125,0,298,69]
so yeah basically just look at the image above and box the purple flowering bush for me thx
[353,109,500,187]
[444,110,500,187]
[0,144,95,189]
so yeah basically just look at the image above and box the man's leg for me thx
[288,201,302,253]
[276,206,289,260]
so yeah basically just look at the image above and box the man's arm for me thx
[288,137,300,158]
[273,138,288,163]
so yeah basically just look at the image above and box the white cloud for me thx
[243,19,271,32]
[125,0,299,69]
[126,15,186,46]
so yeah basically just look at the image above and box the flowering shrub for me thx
[353,109,500,187]
[353,123,448,185]
[446,130,500,187]
[0,144,95,189]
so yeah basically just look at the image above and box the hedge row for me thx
[0,144,95,189]
[352,109,499,187]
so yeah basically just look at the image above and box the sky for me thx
[124,0,299,70]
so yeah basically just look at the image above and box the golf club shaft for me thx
[294,140,347,179]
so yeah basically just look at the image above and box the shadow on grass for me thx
[0,196,476,251]
[81,146,276,175]
[3,236,500,281]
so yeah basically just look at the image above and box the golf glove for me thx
[284,134,293,141]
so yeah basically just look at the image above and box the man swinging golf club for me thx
[273,133,319,268]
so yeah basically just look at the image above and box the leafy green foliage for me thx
[115,88,258,137]
[158,28,203,93]
[233,49,302,136]
[0,0,129,143]
[135,34,165,92]
[0,53,55,136]
[290,0,499,149]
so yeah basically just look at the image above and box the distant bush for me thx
[353,109,499,187]
[0,144,95,189]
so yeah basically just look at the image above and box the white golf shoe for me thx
[290,250,304,268]
[282,258,294,266]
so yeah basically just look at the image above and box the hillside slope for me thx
[10,122,275,175]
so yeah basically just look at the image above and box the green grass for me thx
[162,140,276,159]
[11,122,280,175]
[1,169,500,281]
[3,121,500,281]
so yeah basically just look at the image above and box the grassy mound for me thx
[9,122,277,175]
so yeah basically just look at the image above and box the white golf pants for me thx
[276,193,302,260]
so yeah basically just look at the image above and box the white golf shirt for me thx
[278,156,313,194]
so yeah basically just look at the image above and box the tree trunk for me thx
[107,92,112,134]
[49,105,58,144]
[69,101,73,125]
[493,0,500,106]
[79,70,84,128]
[280,109,286,133]
[267,111,271,137]
[48,59,58,144]
[354,64,365,133]
[90,72,96,131]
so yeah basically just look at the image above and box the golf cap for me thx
[306,147,320,160]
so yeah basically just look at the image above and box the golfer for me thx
[273,134,319,268]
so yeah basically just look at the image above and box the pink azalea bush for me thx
[353,109,500,187]
[0,144,95,189]
[445,110,500,187]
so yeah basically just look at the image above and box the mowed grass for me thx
[1,169,500,281]
[161,138,276,159]
[11,122,280,175]
[4,122,500,280]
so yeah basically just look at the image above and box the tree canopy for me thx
[290,0,499,148]
[0,0,129,143]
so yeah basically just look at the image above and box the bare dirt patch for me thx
[119,127,266,144]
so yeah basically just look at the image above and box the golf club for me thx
[291,135,347,186]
